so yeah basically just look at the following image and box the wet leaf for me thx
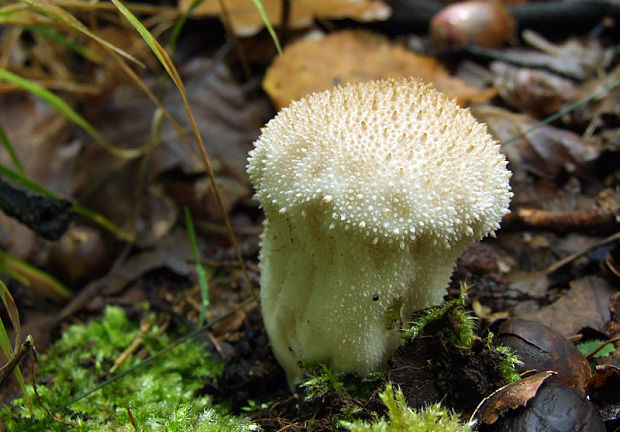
[477,382,605,431]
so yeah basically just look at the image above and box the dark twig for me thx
[541,231,620,275]
[0,336,34,388]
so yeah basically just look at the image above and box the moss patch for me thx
[0,306,256,431]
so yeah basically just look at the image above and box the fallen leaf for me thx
[263,30,497,109]
[74,58,266,238]
[469,371,556,426]
[472,105,600,179]
[586,364,620,405]
[519,276,617,337]
[178,0,390,37]
[491,61,577,118]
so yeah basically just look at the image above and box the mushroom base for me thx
[258,213,466,385]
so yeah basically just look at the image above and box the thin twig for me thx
[585,337,620,360]
[542,230,620,275]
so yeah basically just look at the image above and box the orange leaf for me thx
[263,30,496,109]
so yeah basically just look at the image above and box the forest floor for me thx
[0,0,619,431]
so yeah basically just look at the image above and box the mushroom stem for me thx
[260,210,461,383]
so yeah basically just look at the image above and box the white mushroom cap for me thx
[248,78,512,249]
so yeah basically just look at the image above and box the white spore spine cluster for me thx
[247,78,512,384]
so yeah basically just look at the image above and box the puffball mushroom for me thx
[247,78,512,385]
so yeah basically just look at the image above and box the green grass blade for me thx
[168,0,205,55]
[0,68,143,159]
[110,0,180,86]
[111,0,254,296]
[0,249,72,300]
[0,281,32,413]
[504,77,620,145]
[0,281,21,355]
[0,163,135,243]
[23,25,103,63]
[250,0,281,54]
[184,207,209,326]
[0,120,26,176]
[19,0,143,68]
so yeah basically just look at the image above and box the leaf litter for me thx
[0,1,619,430]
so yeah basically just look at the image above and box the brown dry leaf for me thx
[211,307,247,338]
[74,58,266,239]
[0,93,78,263]
[490,61,577,119]
[263,30,497,109]
[472,105,600,179]
[470,371,556,426]
[83,58,267,178]
[178,0,390,36]
[519,276,617,337]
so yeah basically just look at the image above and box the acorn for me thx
[430,1,515,48]
[47,225,111,287]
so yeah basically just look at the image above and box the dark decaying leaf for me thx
[518,276,617,338]
[605,241,620,279]
[508,30,614,80]
[607,292,620,337]
[490,61,577,119]
[586,364,620,406]
[74,58,266,241]
[473,105,600,179]
[83,57,267,179]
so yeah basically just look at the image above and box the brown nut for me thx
[47,226,111,287]
[495,319,591,392]
[430,1,515,48]
[480,382,605,432]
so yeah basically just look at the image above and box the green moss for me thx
[341,384,471,432]
[401,285,476,348]
[300,362,382,400]
[494,344,523,383]
[0,306,256,431]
